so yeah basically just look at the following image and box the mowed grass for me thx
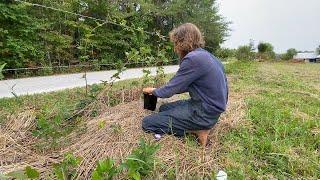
[222,61,320,179]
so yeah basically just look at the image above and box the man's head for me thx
[169,23,205,59]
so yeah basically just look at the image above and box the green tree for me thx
[281,48,297,60]
[164,0,230,52]
[258,42,269,53]
[0,0,229,78]
[0,3,44,69]
[257,42,275,59]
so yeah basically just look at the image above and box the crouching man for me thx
[142,23,228,146]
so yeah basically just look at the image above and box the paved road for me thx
[0,65,179,98]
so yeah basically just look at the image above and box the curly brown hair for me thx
[169,23,205,58]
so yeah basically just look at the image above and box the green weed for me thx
[32,107,79,149]
[53,153,82,180]
[25,166,40,179]
[5,166,40,180]
[91,158,119,180]
[91,138,160,180]
[122,139,160,180]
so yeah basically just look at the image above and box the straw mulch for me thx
[0,90,245,179]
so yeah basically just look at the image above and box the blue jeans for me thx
[142,99,220,137]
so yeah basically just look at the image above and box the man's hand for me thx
[143,87,156,95]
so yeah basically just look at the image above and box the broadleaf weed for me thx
[122,138,160,179]
[91,158,119,180]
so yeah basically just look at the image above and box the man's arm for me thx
[152,57,205,98]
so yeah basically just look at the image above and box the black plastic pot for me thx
[143,93,158,111]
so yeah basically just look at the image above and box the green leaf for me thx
[122,138,160,179]
[91,171,101,180]
[25,166,40,179]
[131,172,141,180]
[98,120,106,129]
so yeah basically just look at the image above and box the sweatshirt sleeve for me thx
[153,57,206,98]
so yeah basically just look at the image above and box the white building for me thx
[293,52,319,63]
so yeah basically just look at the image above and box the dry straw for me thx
[0,84,245,179]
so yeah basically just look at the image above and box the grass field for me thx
[222,61,320,179]
[0,61,319,179]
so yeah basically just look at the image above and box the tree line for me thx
[0,0,229,74]
[216,42,320,61]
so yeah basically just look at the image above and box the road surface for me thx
[0,65,179,98]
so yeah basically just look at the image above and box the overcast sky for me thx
[216,0,320,53]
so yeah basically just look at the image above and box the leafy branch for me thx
[0,63,6,80]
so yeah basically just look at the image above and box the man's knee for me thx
[142,115,153,131]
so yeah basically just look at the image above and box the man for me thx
[142,23,228,146]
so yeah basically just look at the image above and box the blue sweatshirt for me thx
[153,48,228,116]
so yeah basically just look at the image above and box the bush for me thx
[236,45,255,60]
[215,48,236,60]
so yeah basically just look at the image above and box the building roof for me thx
[294,52,318,59]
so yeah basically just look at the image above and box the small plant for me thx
[53,153,82,180]
[91,158,119,180]
[154,66,166,86]
[76,84,102,108]
[98,120,106,129]
[25,166,40,179]
[110,123,122,134]
[32,107,77,149]
[33,113,64,147]
[142,69,154,86]
[122,139,160,180]
[89,84,104,98]
[5,166,40,180]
